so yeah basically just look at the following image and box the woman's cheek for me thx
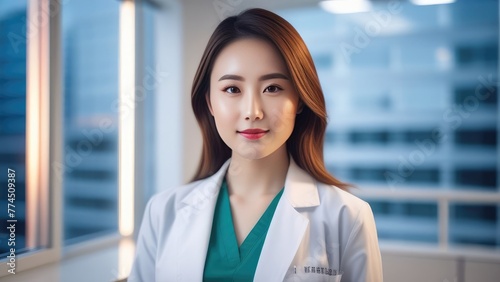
[217,100,239,121]
[212,99,239,139]
[270,102,297,134]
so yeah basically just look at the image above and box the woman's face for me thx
[208,38,300,160]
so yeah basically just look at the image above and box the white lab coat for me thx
[129,157,383,282]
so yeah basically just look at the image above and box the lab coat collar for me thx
[180,158,230,209]
[176,156,317,281]
[181,155,320,208]
[284,156,320,208]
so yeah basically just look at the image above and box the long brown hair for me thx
[191,8,349,190]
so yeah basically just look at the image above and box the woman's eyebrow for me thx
[218,74,244,81]
[259,73,289,81]
[218,73,289,81]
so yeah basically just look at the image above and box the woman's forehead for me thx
[210,38,289,81]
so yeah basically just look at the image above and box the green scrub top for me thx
[203,179,284,282]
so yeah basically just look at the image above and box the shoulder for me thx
[315,182,374,225]
[316,182,370,209]
[145,178,209,216]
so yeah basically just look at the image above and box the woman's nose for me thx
[244,92,264,121]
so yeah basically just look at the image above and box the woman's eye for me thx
[224,86,240,94]
[265,85,282,93]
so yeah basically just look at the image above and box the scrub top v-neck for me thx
[203,179,284,282]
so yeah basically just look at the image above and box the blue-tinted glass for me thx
[450,203,499,247]
[62,0,120,243]
[0,1,28,256]
[367,199,438,243]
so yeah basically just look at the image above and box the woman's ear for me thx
[296,100,304,114]
[205,92,214,116]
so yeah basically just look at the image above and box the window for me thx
[0,0,161,277]
[370,200,438,243]
[1,0,63,277]
[62,0,120,244]
[279,0,500,248]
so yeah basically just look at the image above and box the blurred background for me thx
[0,0,499,281]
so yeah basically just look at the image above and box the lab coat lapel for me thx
[254,158,320,281]
[174,159,231,282]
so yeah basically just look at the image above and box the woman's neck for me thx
[226,145,289,199]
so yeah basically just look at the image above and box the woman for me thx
[130,8,382,282]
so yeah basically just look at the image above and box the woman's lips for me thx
[237,129,269,140]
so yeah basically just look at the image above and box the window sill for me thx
[380,240,500,261]
[1,235,133,282]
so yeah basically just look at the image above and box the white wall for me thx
[154,0,184,192]
[179,0,218,183]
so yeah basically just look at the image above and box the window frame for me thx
[0,0,62,276]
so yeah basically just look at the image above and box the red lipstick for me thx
[237,128,269,140]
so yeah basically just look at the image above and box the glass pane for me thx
[0,1,28,256]
[62,0,120,243]
[368,199,438,243]
[450,203,499,246]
